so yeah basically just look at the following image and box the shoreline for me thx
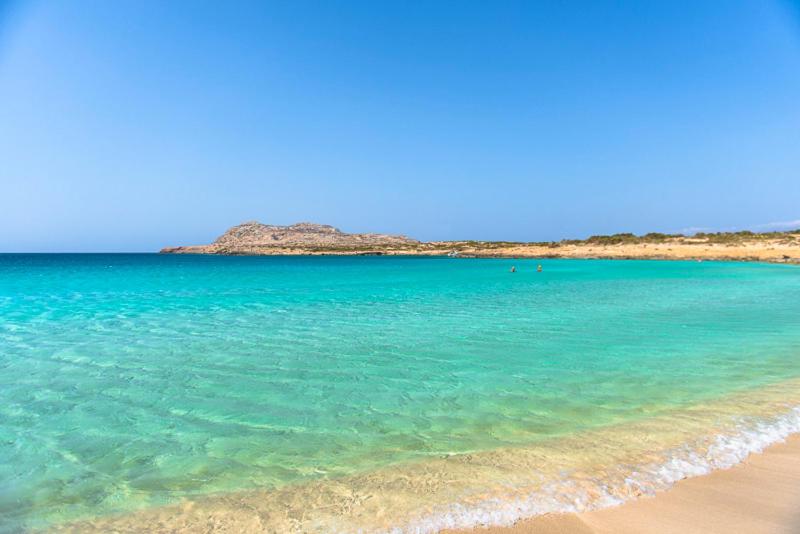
[160,249,800,264]
[160,226,800,264]
[46,381,800,533]
[160,251,800,265]
[450,434,800,534]
[47,429,800,533]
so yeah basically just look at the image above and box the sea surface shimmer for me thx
[1,254,799,533]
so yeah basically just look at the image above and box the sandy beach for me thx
[452,434,800,534]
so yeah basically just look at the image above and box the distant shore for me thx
[162,237,800,264]
[449,434,800,534]
[161,223,800,263]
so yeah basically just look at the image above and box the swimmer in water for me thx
[537,264,543,272]
[510,266,516,273]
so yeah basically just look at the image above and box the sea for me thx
[1,254,799,532]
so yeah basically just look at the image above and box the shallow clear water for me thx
[1,254,799,532]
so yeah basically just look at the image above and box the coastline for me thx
[160,224,800,263]
[161,251,800,265]
[46,379,800,533]
[46,424,800,533]
[452,433,800,534]
[161,242,800,264]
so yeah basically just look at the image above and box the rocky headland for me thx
[160,221,420,255]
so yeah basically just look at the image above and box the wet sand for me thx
[453,434,800,534]
[49,385,800,533]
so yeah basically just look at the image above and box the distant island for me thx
[161,221,800,263]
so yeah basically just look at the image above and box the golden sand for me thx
[453,434,800,534]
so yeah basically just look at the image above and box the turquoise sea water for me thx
[1,254,800,532]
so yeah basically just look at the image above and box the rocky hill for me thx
[160,221,419,254]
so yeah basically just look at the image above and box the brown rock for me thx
[160,221,418,254]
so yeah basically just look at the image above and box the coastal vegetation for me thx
[563,229,799,246]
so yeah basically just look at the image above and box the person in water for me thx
[510,266,516,273]
[537,264,543,272]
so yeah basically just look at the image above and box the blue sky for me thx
[1,0,799,251]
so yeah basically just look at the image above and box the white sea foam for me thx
[390,405,800,534]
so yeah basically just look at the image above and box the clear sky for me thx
[1,0,799,252]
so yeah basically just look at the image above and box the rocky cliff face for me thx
[161,221,419,254]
